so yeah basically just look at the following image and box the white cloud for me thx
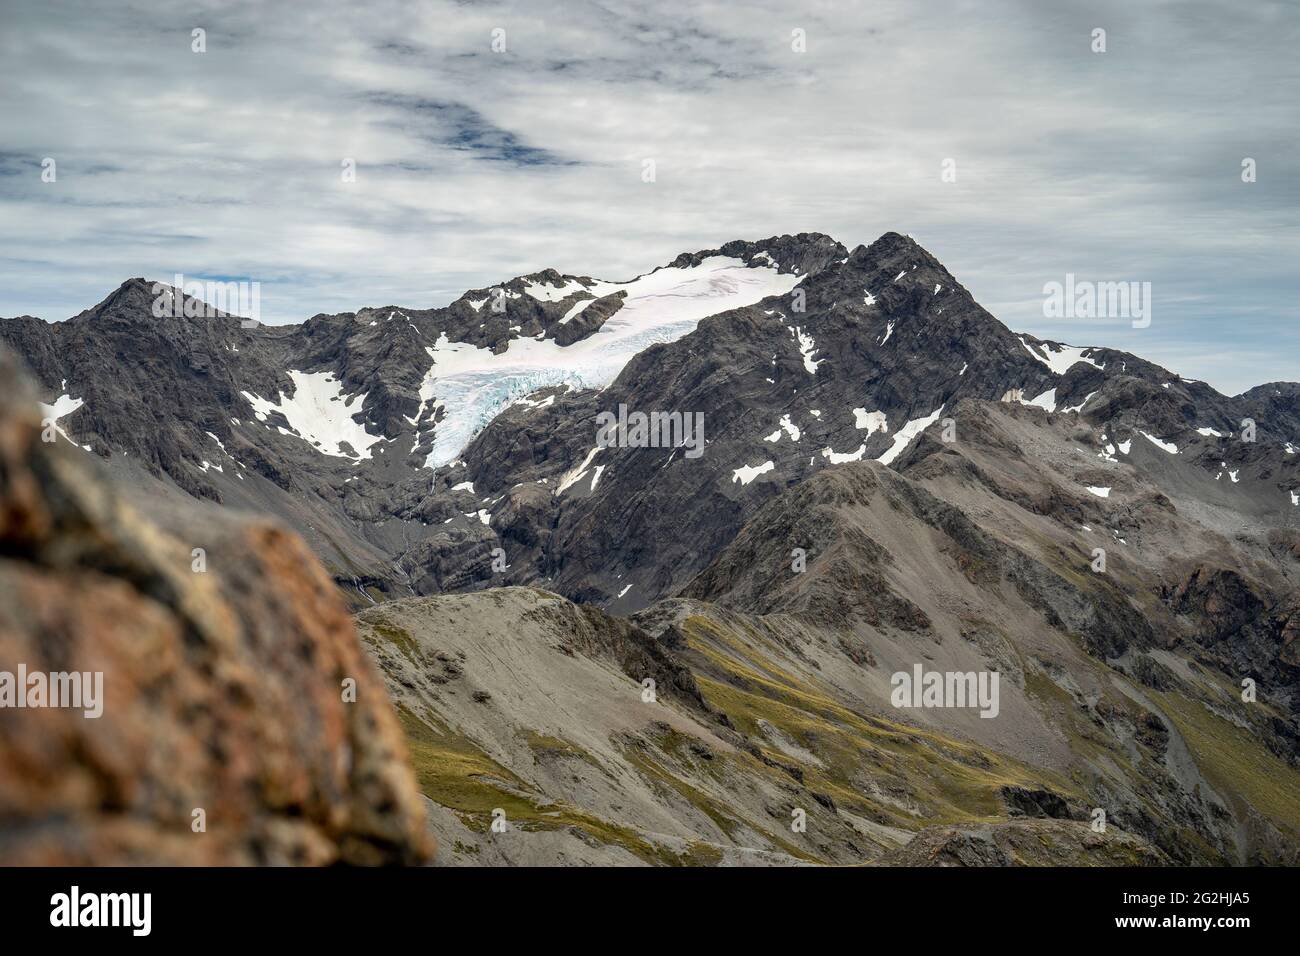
[1,0,1296,393]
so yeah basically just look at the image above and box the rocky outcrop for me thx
[878,819,1168,867]
[0,349,433,865]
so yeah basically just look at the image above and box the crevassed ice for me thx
[423,256,802,468]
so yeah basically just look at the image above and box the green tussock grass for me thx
[1152,689,1300,836]
[398,704,721,865]
[359,617,423,664]
[682,614,1080,830]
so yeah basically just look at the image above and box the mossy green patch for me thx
[360,616,423,664]
[522,730,612,778]
[679,612,1080,834]
[1152,689,1300,836]
[399,705,722,864]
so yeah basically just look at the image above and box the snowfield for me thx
[241,370,382,461]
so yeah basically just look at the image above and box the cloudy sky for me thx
[2,0,1296,393]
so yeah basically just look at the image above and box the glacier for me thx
[421,256,803,468]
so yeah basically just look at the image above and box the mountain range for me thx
[3,231,1299,865]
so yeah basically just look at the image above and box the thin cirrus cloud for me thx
[0,0,1296,394]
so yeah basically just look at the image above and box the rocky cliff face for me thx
[0,349,433,865]
[5,232,1297,619]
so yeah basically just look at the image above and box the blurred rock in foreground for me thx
[0,348,433,865]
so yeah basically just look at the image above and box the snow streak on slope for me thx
[1018,336,1102,376]
[242,370,382,461]
[39,392,88,449]
[1139,430,1179,454]
[423,257,802,468]
[877,406,945,466]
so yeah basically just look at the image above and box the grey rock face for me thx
[3,231,1297,619]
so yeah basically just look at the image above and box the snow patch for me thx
[877,406,944,466]
[791,325,823,373]
[39,392,85,447]
[559,297,595,324]
[732,460,775,485]
[1138,430,1179,454]
[821,443,866,464]
[557,446,602,494]
[1018,336,1102,376]
[523,277,587,302]
[852,409,888,434]
[1060,391,1096,414]
[241,371,381,461]
[1025,388,1057,412]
